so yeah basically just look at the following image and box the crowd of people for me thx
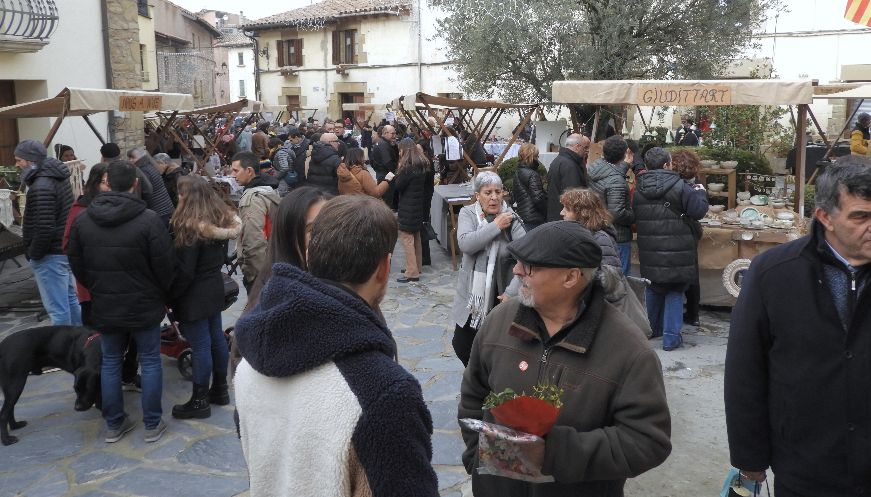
[10,108,871,495]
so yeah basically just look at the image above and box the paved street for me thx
[0,241,733,497]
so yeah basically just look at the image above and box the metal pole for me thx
[795,104,808,218]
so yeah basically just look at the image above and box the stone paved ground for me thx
[0,242,734,497]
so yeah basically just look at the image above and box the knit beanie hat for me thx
[14,139,47,163]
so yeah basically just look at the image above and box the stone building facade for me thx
[106,0,144,151]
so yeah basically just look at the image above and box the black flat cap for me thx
[507,221,602,268]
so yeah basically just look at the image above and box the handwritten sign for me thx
[118,95,163,112]
[638,85,731,106]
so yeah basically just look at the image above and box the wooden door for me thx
[0,81,18,166]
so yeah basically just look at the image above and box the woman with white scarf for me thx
[450,171,526,366]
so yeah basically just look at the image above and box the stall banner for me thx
[845,0,871,27]
[119,95,163,112]
[638,84,732,106]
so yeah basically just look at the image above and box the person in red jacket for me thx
[62,163,109,325]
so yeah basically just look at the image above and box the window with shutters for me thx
[239,80,246,97]
[276,39,304,67]
[331,29,357,65]
[237,52,244,66]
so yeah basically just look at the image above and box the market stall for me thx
[341,102,391,130]
[396,93,541,174]
[552,79,815,304]
[808,83,871,181]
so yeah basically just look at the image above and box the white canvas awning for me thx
[341,102,391,111]
[813,84,871,100]
[552,79,814,106]
[0,87,194,119]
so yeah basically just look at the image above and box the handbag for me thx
[663,200,703,240]
[421,221,438,242]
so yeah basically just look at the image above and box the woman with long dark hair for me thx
[169,177,241,419]
[394,138,432,283]
[245,186,330,309]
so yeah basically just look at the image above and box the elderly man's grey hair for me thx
[815,156,871,213]
[127,147,148,162]
[473,171,503,192]
[153,153,171,163]
[565,135,582,148]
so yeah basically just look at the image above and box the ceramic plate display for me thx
[708,220,723,227]
[740,207,760,221]
[776,211,795,220]
[750,195,768,206]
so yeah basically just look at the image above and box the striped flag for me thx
[845,0,871,27]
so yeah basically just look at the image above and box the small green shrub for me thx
[498,158,547,193]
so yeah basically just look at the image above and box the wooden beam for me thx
[82,115,106,145]
[795,104,808,217]
[494,106,536,168]
[806,106,830,150]
[422,99,477,173]
[43,106,68,148]
[822,98,863,160]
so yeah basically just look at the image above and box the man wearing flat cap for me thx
[458,221,671,496]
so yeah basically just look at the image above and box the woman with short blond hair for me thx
[512,143,547,230]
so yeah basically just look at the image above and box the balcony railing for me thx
[0,0,59,52]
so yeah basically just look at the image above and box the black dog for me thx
[0,326,102,445]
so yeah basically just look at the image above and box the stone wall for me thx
[105,0,144,151]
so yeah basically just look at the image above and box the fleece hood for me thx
[636,168,682,200]
[86,191,147,227]
[234,263,396,377]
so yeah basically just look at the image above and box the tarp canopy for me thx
[813,84,871,100]
[400,92,538,111]
[173,99,249,115]
[0,87,194,119]
[552,79,814,106]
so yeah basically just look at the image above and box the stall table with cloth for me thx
[552,79,815,303]
[430,183,475,270]
[484,142,520,160]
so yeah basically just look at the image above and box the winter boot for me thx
[172,383,211,419]
[208,374,230,406]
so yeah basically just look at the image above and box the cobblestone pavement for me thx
[0,242,734,497]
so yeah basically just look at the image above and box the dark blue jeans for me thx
[617,242,632,276]
[101,326,163,430]
[645,288,684,349]
[179,313,228,385]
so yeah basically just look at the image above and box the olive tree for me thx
[434,0,779,104]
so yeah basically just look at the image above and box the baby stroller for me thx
[160,255,240,380]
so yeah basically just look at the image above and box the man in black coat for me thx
[725,157,871,497]
[546,133,590,221]
[68,160,174,444]
[128,147,174,227]
[633,147,707,351]
[307,134,342,195]
[14,139,81,327]
[371,124,399,208]
[288,127,310,187]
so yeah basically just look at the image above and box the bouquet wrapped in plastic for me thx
[460,384,563,482]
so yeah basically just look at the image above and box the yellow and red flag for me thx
[845,0,871,27]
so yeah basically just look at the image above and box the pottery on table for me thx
[709,205,726,214]
[737,191,751,201]
[721,161,738,169]
[737,199,751,206]
[700,160,718,168]
[776,211,795,220]
[708,183,725,192]
[750,195,768,206]
[770,200,786,209]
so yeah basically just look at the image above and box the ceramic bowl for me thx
[709,205,726,214]
[721,161,738,169]
[737,199,751,206]
[708,220,722,227]
[751,220,765,228]
[776,211,795,220]
[750,195,769,206]
[708,183,725,192]
[737,191,752,201]
[700,160,718,168]
[770,200,786,209]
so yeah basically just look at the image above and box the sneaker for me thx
[105,417,136,443]
[122,375,142,392]
[144,419,167,443]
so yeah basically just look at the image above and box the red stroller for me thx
[160,256,240,380]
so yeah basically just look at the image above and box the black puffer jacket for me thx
[394,163,431,232]
[67,192,174,332]
[633,169,708,284]
[22,158,74,260]
[512,161,547,225]
[588,158,634,243]
[546,147,587,221]
[307,141,341,195]
[170,237,229,323]
[290,137,310,185]
[135,156,175,218]
[594,225,622,268]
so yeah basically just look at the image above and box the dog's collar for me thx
[84,333,101,348]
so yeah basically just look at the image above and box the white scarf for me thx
[467,200,510,329]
